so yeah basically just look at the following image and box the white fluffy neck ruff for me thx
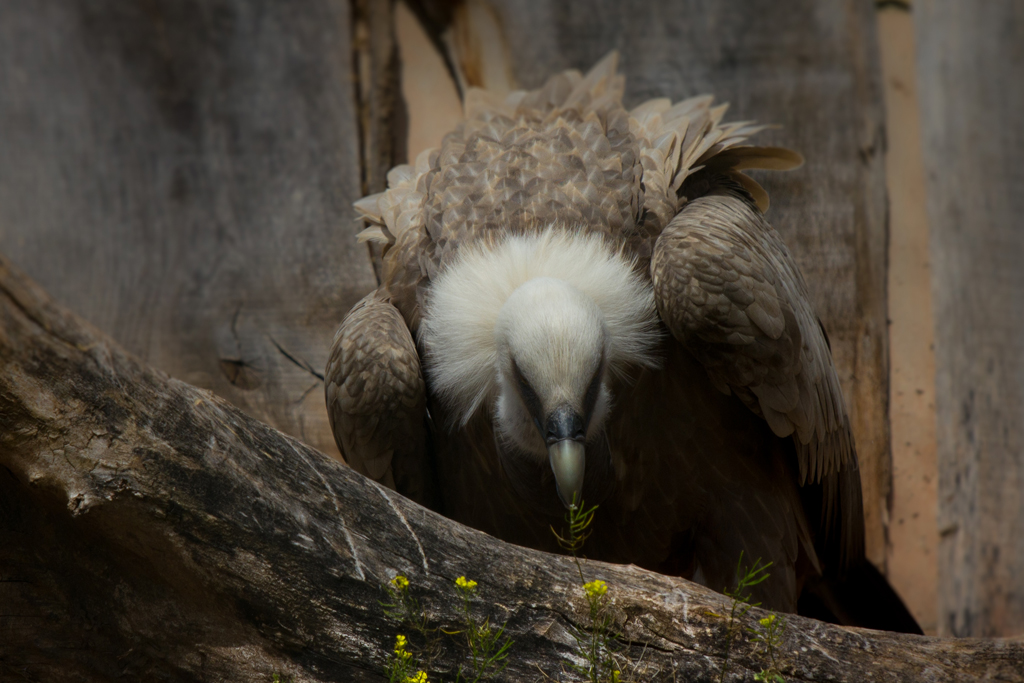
[419,229,661,427]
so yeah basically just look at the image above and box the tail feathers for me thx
[798,560,924,634]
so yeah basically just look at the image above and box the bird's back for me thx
[355,52,776,330]
[417,73,643,253]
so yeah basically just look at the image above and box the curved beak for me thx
[543,405,588,508]
[549,439,585,509]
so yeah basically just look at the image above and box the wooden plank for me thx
[0,0,379,459]
[396,0,463,159]
[876,1,940,635]
[486,0,892,569]
[915,0,1024,637]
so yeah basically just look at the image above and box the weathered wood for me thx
[2,258,1022,681]
[876,2,939,635]
[0,0,378,460]
[914,0,1024,637]
[481,0,893,577]
[395,1,464,160]
[352,0,405,288]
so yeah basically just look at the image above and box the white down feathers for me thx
[419,229,661,427]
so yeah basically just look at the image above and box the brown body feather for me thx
[327,53,861,611]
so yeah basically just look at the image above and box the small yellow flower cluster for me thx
[759,614,776,628]
[391,575,410,590]
[404,671,428,683]
[612,670,621,682]
[583,579,608,599]
[455,576,478,591]
[394,634,411,660]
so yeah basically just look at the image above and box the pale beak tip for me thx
[557,484,580,509]
[549,439,585,510]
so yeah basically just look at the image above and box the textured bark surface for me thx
[915,0,1024,638]
[2,258,1022,681]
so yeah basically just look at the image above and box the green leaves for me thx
[724,551,773,607]
[452,575,513,683]
[715,552,787,683]
[551,494,598,561]
[550,498,626,683]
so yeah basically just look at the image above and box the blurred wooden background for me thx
[0,0,1020,638]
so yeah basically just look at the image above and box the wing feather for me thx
[650,183,863,570]
[651,183,856,483]
[605,340,816,609]
[325,289,435,507]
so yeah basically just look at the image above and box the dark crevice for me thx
[403,0,466,99]
[269,336,325,382]
[875,0,911,12]
[218,303,262,390]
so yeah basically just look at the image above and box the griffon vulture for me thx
[326,53,918,629]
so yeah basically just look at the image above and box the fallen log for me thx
[1,253,1020,682]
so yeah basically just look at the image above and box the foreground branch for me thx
[0,252,1020,682]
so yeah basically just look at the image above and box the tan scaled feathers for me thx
[355,51,802,246]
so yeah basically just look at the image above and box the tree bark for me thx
[1,257,1020,682]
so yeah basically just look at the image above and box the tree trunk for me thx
[2,257,1020,682]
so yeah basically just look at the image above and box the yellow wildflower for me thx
[455,576,478,590]
[394,634,411,659]
[391,575,410,590]
[583,579,608,599]
[404,671,428,683]
[759,614,776,628]
[612,670,621,682]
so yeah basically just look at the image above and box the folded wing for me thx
[325,289,435,507]
[651,184,863,570]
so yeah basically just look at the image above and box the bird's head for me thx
[493,277,612,507]
[420,230,660,509]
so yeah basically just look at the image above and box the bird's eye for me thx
[511,358,543,417]
[582,362,603,419]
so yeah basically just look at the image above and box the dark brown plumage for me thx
[326,53,870,614]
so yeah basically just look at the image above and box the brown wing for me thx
[325,289,435,507]
[603,340,817,611]
[650,182,863,570]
